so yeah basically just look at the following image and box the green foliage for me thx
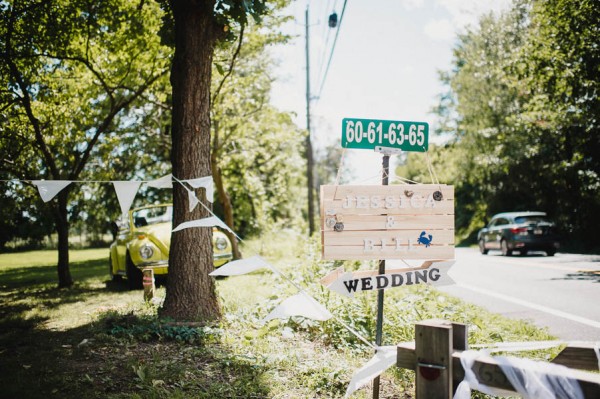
[101,311,223,344]
[425,0,600,250]
[211,12,305,237]
[0,0,173,258]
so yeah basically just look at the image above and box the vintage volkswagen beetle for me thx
[109,204,233,289]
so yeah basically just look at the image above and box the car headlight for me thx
[215,237,228,251]
[139,244,154,259]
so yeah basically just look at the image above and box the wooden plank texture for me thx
[322,244,455,260]
[415,320,453,399]
[321,184,455,261]
[322,198,454,215]
[323,229,455,246]
[321,214,454,231]
[552,344,600,371]
[321,184,455,200]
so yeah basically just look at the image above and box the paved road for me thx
[439,248,600,341]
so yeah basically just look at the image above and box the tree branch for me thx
[70,68,169,180]
[211,24,245,105]
[4,6,60,179]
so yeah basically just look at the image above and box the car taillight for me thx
[510,227,528,234]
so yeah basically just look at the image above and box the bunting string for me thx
[9,169,597,398]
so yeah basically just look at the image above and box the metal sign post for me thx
[323,117,446,399]
[373,150,389,399]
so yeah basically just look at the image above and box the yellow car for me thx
[109,204,233,289]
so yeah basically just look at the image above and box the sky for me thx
[269,0,513,184]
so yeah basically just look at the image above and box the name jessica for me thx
[342,193,437,209]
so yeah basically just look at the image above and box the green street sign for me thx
[341,118,429,152]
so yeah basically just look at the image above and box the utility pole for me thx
[305,5,315,235]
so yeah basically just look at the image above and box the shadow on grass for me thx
[0,316,272,399]
[0,254,272,399]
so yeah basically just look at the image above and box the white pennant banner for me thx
[209,255,277,277]
[185,176,214,203]
[32,180,72,202]
[344,346,397,398]
[188,190,199,212]
[263,292,332,323]
[147,174,173,189]
[172,215,233,234]
[113,181,141,216]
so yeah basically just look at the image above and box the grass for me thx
[0,231,558,398]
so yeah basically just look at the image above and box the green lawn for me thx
[0,234,556,398]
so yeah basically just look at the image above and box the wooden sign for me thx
[320,260,455,297]
[320,184,454,260]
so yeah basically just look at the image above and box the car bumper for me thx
[509,238,560,251]
[214,252,233,267]
[136,254,233,273]
[136,260,169,275]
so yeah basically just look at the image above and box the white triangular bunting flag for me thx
[185,176,214,203]
[209,255,277,276]
[188,190,199,212]
[113,181,141,216]
[147,174,172,189]
[172,216,233,234]
[344,346,397,398]
[32,180,71,202]
[263,292,332,323]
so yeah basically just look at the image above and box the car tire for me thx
[126,253,143,290]
[479,239,489,255]
[519,250,528,256]
[546,249,556,257]
[501,239,512,256]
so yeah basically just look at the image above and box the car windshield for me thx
[132,206,173,227]
[514,215,550,225]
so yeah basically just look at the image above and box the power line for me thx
[315,1,335,84]
[315,0,348,101]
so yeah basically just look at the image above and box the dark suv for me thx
[478,212,560,256]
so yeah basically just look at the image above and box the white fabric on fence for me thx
[497,355,584,399]
[453,350,585,399]
[471,340,564,352]
[453,350,510,399]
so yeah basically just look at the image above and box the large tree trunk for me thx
[55,190,73,288]
[161,0,221,321]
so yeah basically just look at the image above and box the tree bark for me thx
[55,190,73,288]
[161,0,221,321]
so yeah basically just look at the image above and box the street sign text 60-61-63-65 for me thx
[341,118,429,152]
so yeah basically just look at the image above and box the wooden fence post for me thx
[415,319,454,399]
[398,319,600,398]
[142,268,155,302]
